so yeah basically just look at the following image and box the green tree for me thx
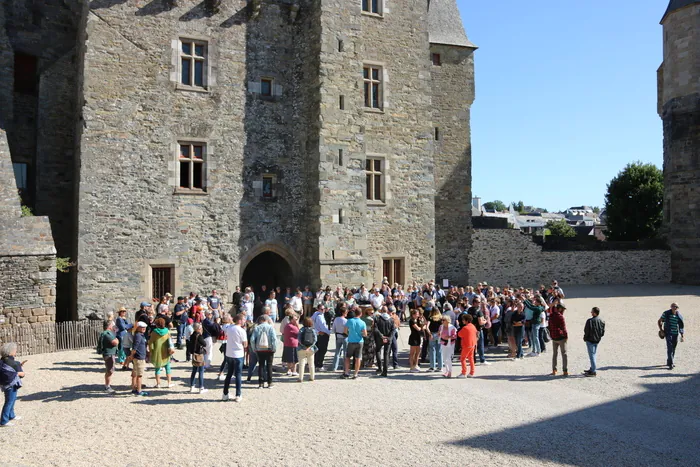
[592,206,601,214]
[483,200,507,212]
[511,200,525,213]
[604,162,663,241]
[546,220,576,238]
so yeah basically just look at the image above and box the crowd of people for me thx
[0,279,687,420]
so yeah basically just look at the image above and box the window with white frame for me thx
[179,39,207,89]
[178,142,206,191]
[362,0,381,15]
[365,157,383,202]
[363,65,382,109]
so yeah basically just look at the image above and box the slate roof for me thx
[661,0,700,22]
[427,0,477,48]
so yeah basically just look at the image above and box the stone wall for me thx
[469,229,671,286]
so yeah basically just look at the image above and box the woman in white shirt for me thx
[488,298,501,348]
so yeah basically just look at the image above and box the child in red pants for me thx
[458,314,478,378]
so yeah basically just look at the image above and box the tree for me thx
[511,200,525,213]
[592,206,601,214]
[604,162,663,241]
[546,220,576,238]
[483,200,507,212]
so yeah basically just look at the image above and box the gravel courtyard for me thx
[2,284,699,467]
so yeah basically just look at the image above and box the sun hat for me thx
[136,321,147,328]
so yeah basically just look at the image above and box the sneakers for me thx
[341,373,350,379]
[199,388,208,394]
[136,391,149,396]
[481,361,492,366]
[550,371,557,376]
[291,372,299,377]
[234,395,242,402]
[526,352,537,357]
[267,383,274,389]
[563,371,569,377]
[427,368,435,372]
[467,374,474,378]
[218,374,225,381]
[105,386,116,393]
[0,422,14,427]
[190,386,197,393]
[456,374,466,379]
[11,416,22,421]
[222,394,230,401]
[165,383,172,389]
[409,368,421,373]
[286,370,292,376]
[584,371,597,377]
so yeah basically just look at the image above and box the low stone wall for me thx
[468,229,671,286]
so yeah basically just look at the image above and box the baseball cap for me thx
[139,301,150,308]
[136,321,147,328]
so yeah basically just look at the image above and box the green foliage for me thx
[56,257,74,273]
[483,200,507,212]
[592,206,601,214]
[21,205,33,217]
[511,200,525,214]
[604,162,663,241]
[545,220,577,238]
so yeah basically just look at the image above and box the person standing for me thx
[457,314,476,378]
[148,318,174,389]
[98,320,119,393]
[302,286,314,318]
[125,321,149,396]
[426,308,443,372]
[511,301,526,359]
[173,297,188,349]
[202,311,220,369]
[331,307,348,372]
[0,343,26,427]
[208,290,222,320]
[312,305,331,372]
[187,323,208,393]
[343,309,368,379]
[250,316,277,388]
[658,303,685,370]
[549,303,568,376]
[265,291,279,323]
[115,307,133,364]
[289,291,303,317]
[222,313,247,402]
[373,306,395,377]
[282,312,300,376]
[583,307,605,377]
[297,317,318,382]
[232,286,242,312]
[408,309,425,372]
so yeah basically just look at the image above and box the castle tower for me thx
[659,0,700,283]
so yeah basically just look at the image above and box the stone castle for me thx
[658,0,700,284]
[0,0,476,319]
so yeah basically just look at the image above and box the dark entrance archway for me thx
[240,251,294,293]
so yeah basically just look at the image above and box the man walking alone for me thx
[658,302,685,370]
[583,307,605,377]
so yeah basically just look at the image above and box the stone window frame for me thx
[249,76,283,100]
[261,173,277,200]
[365,154,389,205]
[142,260,181,302]
[172,35,216,93]
[361,0,385,17]
[362,62,386,112]
[173,139,210,195]
[431,53,441,66]
[382,257,404,286]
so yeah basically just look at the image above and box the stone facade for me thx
[1,0,475,317]
[659,1,700,284]
[469,229,671,286]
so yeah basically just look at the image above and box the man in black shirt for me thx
[467,297,489,365]
[174,297,188,349]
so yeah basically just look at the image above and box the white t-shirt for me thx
[290,296,303,312]
[265,299,278,316]
[224,324,247,358]
[370,294,384,309]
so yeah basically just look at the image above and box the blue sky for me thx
[459,0,665,211]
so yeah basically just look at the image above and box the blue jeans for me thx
[1,387,18,425]
[475,329,486,363]
[189,366,204,388]
[514,326,524,358]
[177,322,186,347]
[586,342,598,372]
[530,324,541,354]
[666,333,679,367]
[332,336,348,371]
[429,333,443,369]
[223,356,243,397]
[247,350,258,379]
[391,333,399,367]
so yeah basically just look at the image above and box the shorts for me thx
[154,362,172,376]
[103,355,115,374]
[408,335,422,347]
[346,342,363,360]
[132,359,146,377]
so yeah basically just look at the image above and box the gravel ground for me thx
[2,284,700,467]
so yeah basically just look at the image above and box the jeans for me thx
[298,348,315,381]
[391,333,399,367]
[376,341,390,376]
[257,351,274,385]
[552,339,568,372]
[514,326,524,358]
[491,322,501,346]
[223,357,243,397]
[428,333,443,370]
[586,341,598,372]
[189,366,204,388]
[530,324,541,354]
[332,336,347,371]
[1,387,18,425]
[247,350,258,379]
[666,333,679,367]
[315,333,330,369]
[475,329,486,363]
[176,322,186,347]
[538,326,547,352]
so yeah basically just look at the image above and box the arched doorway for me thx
[240,251,294,293]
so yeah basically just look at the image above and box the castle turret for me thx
[658,0,700,283]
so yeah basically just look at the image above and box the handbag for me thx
[658,330,665,339]
[192,353,205,367]
[542,328,551,343]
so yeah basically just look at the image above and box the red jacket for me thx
[549,310,568,340]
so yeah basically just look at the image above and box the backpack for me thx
[301,327,315,348]
[96,331,109,354]
[0,360,18,388]
[256,327,270,350]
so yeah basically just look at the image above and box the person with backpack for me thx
[297,316,318,382]
[187,322,208,393]
[373,306,396,377]
[148,318,175,389]
[282,312,300,377]
[97,320,119,393]
[658,303,685,370]
[250,315,278,388]
[1,343,26,427]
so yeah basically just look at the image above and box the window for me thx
[338,39,344,52]
[151,266,174,300]
[339,95,345,110]
[260,78,273,97]
[338,148,344,166]
[180,39,207,89]
[14,53,37,95]
[362,0,381,15]
[13,162,32,207]
[363,65,382,109]
[431,53,441,66]
[434,127,440,141]
[382,258,404,286]
[262,175,274,199]
[365,157,383,202]
[178,142,206,191]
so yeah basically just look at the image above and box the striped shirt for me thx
[661,311,680,335]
